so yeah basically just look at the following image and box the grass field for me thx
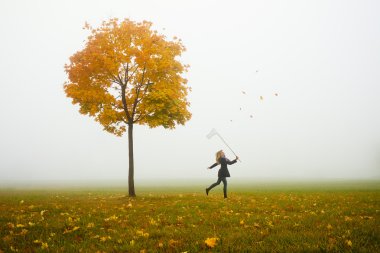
[0,180,379,252]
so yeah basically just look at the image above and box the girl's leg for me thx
[206,178,222,195]
[221,177,227,198]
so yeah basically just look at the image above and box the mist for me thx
[0,0,379,185]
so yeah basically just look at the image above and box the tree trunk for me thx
[127,123,136,197]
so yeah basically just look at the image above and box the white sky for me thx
[0,0,379,183]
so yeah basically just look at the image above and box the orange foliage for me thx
[64,18,191,136]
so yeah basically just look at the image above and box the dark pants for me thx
[207,177,228,198]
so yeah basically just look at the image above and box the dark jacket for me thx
[209,157,237,178]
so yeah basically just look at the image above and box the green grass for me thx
[0,181,379,252]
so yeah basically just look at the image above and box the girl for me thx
[206,150,239,198]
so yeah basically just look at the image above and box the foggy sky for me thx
[0,0,379,183]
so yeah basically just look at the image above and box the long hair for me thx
[215,150,224,164]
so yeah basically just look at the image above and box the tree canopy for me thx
[64,18,191,136]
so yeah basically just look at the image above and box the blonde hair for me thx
[215,150,224,164]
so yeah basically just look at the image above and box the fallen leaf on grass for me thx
[104,215,118,221]
[205,237,219,248]
[99,236,111,242]
[41,242,48,249]
[345,240,352,247]
[63,226,80,234]
[7,223,15,229]
[344,216,352,222]
[169,239,180,248]
[136,230,149,238]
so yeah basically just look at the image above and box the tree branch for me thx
[131,63,147,117]
[121,84,132,122]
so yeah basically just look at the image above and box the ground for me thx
[0,181,379,252]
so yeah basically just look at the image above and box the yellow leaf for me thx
[41,242,48,249]
[344,216,352,222]
[205,237,219,248]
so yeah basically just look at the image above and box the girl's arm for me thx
[226,156,239,165]
[208,163,218,169]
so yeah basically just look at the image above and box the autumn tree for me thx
[64,19,191,197]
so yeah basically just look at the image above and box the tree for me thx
[64,18,191,197]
